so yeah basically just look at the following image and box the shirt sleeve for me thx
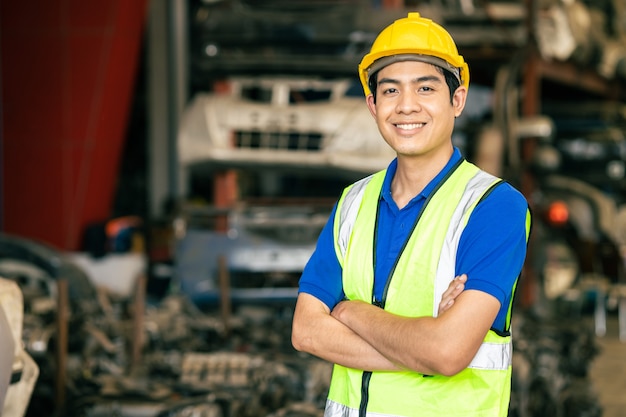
[456,182,530,332]
[297,204,345,310]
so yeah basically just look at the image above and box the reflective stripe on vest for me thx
[328,160,515,417]
[325,399,400,417]
[335,174,374,268]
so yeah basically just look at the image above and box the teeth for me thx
[396,123,424,130]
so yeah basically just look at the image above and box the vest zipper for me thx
[359,371,372,417]
[363,203,380,417]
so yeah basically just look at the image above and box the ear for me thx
[452,86,467,118]
[366,94,377,118]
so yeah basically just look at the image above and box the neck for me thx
[391,147,453,209]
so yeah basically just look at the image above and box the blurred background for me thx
[1,1,626,416]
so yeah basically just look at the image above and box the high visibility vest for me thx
[327,159,527,417]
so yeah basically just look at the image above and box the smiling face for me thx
[366,60,467,164]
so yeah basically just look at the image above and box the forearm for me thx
[332,301,443,375]
[292,293,400,371]
[332,291,498,376]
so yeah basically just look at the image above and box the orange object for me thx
[547,201,569,226]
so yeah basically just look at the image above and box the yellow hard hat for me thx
[358,12,469,96]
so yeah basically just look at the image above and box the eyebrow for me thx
[378,75,443,86]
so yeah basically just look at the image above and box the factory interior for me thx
[1,0,626,416]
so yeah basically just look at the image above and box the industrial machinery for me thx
[529,111,626,337]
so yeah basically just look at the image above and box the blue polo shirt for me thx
[298,148,529,332]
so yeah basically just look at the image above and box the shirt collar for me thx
[381,147,463,208]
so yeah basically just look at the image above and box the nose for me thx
[395,90,421,114]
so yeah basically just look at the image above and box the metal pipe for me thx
[218,255,232,338]
[55,278,69,415]
[131,273,147,371]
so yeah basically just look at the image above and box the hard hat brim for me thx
[366,54,462,86]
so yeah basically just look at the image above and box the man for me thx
[291,12,531,417]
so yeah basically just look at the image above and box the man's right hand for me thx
[438,274,467,316]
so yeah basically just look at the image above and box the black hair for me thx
[368,64,461,105]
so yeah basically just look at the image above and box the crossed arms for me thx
[291,274,501,376]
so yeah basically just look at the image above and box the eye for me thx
[382,87,398,95]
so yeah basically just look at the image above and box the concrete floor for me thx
[589,314,626,417]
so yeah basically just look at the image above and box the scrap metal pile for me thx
[509,314,602,417]
[69,296,331,417]
[0,233,330,417]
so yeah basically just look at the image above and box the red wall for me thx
[1,0,148,250]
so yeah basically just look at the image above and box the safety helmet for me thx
[358,12,469,96]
